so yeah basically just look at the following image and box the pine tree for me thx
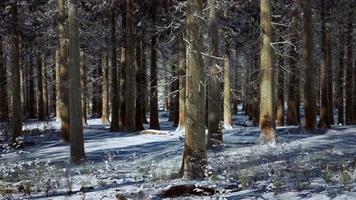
[101,51,110,124]
[0,37,8,121]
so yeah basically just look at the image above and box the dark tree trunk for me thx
[37,56,45,121]
[0,37,8,121]
[80,51,88,127]
[276,51,285,126]
[337,22,345,125]
[135,39,145,131]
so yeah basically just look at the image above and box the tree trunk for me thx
[150,14,160,130]
[37,56,45,121]
[28,52,36,118]
[276,52,284,126]
[180,0,206,179]
[125,0,136,132]
[207,0,222,149]
[41,58,49,120]
[55,50,60,119]
[172,50,179,127]
[259,0,277,144]
[223,12,232,130]
[287,4,299,125]
[58,0,70,142]
[110,0,120,131]
[176,34,186,132]
[80,51,88,127]
[141,41,148,124]
[11,1,22,144]
[135,39,145,131]
[337,22,345,125]
[345,11,353,125]
[68,0,85,162]
[0,37,8,122]
[101,51,109,124]
[302,0,316,129]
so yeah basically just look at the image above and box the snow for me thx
[0,111,356,199]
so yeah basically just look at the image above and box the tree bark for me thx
[55,50,60,119]
[302,0,316,129]
[207,0,223,149]
[110,0,120,131]
[68,0,85,162]
[180,0,206,179]
[125,0,136,132]
[150,13,160,130]
[28,51,36,118]
[11,1,22,144]
[287,4,300,125]
[259,0,277,144]
[135,39,145,131]
[141,41,148,124]
[337,21,345,125]
[223,10,232,130]
[345,11,353,125]
[41,58,49,120]
[101,51,110,124]
[176,34,186,132]
[80,51,88,127]
[0,37,8,122]
[37,56,45,121]
[58,0,70,142]
[276,52,284,126]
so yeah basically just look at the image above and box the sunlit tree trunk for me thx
[55,50,60,119]
[287,4,299,125]
[223,11,232,130]
[80,51,88,127]
[110,0,120,131]
[0,37,8,121]
[207,0,222,148]
[58,0,70,142]
[180,0,206,179]
[68,0,85,162]
[11,1,22,144]
[176,34,186,131]
[259,0,277,144]
[302,0,316,129]
[101,51,109,124]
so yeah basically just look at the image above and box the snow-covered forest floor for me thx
[1,112,356,200]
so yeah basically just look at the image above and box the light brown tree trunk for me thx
[180,0,206,179]
[41,58,49,120]
[287,4,299,125]
[80,51,88,127]
[110,0,120,131]
[125,0,136,132]
[119,7,126,129]
[0,37,8,121]
[135,39,145,131]
[58,0,70,142]
[37,56,45,121]
[176,34,186,132]
[101,51,109,124]
[259,0,277,144]
[223,11,232,130]
[68,0,85,162]
[276,52,284,126]
[207,0,222,149]
[55,50,61,120]
[302,0,316,129]
[11,1,22,144]
[150,13,160,129]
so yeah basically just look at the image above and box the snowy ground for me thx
[0,112,355,199]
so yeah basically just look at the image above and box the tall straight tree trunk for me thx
[276,52,285,126]
[180,0,206,179]
[110,0,120,131]
[141,41,148,124]
[11,1,22,144]
[28,52,36,118]
[302,0,316,129]
[58,0,70,142]
[171,50,179,127]
[176,34,186,131]
[135,39,144,130]
[207,0,222,148]
[326,23,333,125]
[54,50,59,119]
[223,13,232,130]
[150,14,160,129]
[287,4,299,125]
[37,56,45,121]
[345,11,353,125]
[337,22,345,125]
[259,0,277,144]
[41,58,49,120]
[318,0,330,128]
[80,51,88,127]
[101,51,109,124]
[125,0,136,132]
[0,37,8,121]
[68,0,85,162]
[119,6,126,129]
